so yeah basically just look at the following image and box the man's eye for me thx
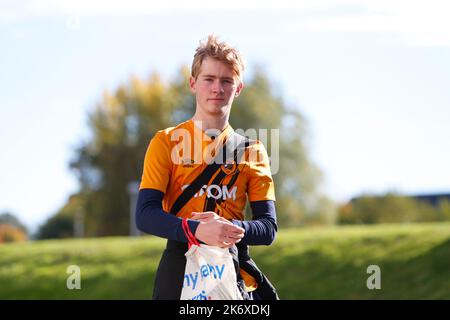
[205,78,213,81]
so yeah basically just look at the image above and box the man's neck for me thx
[191,112,229,132]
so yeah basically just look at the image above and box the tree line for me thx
[28,67,450,240]
[35,66,329,238]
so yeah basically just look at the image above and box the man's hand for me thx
[191,211,245,248]
[191,211,228,222]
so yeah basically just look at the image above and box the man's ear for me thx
[235,81,244,97]
[189,76,197,94]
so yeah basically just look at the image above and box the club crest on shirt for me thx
[220,162,237,175]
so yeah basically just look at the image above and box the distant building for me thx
[410,193,450,207]
[350,192,450,207]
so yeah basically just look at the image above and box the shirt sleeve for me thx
[135,188,200,242]
[245,141,276,202]
[232,200,277,245]
[139,131,172,193]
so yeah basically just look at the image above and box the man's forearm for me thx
[232,200,277,245]
[135,188,200,242]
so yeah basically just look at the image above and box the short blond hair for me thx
[191,34,245,82]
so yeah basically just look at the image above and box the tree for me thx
[0,212,28,243]
[35,194,83,239]
[0,212,28,233]
[436,199,450,221]
[34,215,73,240]
[67,66,326,236]
[230,68,328,227]
[337,192,439,224]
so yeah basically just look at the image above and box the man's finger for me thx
[192,211,215,218]
[191,212,206,216]
[225,224,245,234]
[220,241,234,248]
[226,233,244,241]
[191,212,211,220]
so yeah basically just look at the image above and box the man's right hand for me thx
[191,211,245,248]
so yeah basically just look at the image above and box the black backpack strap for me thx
[169,132,247,216]
[169,160,222,216]
[204,137,254,212]
[237,243,279,300]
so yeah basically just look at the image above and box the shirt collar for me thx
[188,119,234,143]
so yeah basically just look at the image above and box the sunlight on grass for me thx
[1,223,449,299]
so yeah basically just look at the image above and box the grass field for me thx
[1,222,450,299]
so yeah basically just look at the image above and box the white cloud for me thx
[2,0,450,47]
[283,0,450,47]
[0,0,363,18]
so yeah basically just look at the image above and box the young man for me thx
[136,35,278,300]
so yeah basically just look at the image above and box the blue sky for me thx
[1,0,450,233]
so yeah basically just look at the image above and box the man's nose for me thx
[212,80,224,93]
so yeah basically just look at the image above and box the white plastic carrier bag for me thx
[180,218,243,300]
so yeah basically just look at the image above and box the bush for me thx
[0,224,27,243]
[338,192,439,225]
[35,215,74,239]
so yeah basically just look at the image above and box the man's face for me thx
[189,57,243,117]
